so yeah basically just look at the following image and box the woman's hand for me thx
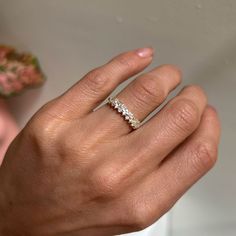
[0,48,220,236]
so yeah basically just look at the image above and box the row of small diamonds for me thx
[107,97,141,129]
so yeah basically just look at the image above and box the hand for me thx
[0,48,220,236]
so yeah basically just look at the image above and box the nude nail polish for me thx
[136,47,154,58]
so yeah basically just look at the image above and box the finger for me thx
[46,48,154,120]
[119,106,220,230]
[94,64,181,136]
[127,85,207,167]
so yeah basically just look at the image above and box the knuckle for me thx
[191,141,218,172]
[159,64,182,80]
[89,167,122,198]
[115,55,136,71]
[183,85,207,103]
[25,116,47,141]
[127,202,154,231]
[132,75,166,105]
[23,117,62,157]
[22,122,41,151]
[25,107,71,153]
[58,133,77,156]
[169,98,200,134]
[31,117,60,142]
[85,67,109,92]
[185,84,205,95]
[58,127,97,162]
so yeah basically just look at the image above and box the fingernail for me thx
[136,47,154,58]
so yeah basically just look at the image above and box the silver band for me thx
[107,97,141,130]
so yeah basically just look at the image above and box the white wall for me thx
[1,1,236,235]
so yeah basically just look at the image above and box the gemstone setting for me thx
[107,97,141,129]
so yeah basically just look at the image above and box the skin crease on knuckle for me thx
[125,201,159,231]
[82,68,111,95]
[121,187,172,233]
[189,140,218,174]
[87,156,134,200]
[157,64,182,84]
[164,98,201,137]
[128,65,180,109]
[131,74,167,107]
[80,53,138,98]
[114,54,137,72]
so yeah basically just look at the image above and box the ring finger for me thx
[94,64,182,137]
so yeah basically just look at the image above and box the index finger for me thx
[48,48,154,120]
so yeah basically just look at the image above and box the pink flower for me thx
[0,74,8,84]
[0,45,45,96]
[0,73,14,94]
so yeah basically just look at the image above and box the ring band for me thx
[107,97,141,130]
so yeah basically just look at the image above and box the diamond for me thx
[122,109,128,115]
[107,97,141,130]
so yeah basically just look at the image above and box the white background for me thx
[1,1,236,235]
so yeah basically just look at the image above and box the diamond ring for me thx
[107,97,141,130]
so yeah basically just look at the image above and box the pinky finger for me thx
[158,105,221,199]
[119,106,221,231]
[149,105,221,218]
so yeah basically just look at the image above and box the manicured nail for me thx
[136,47,154,58]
